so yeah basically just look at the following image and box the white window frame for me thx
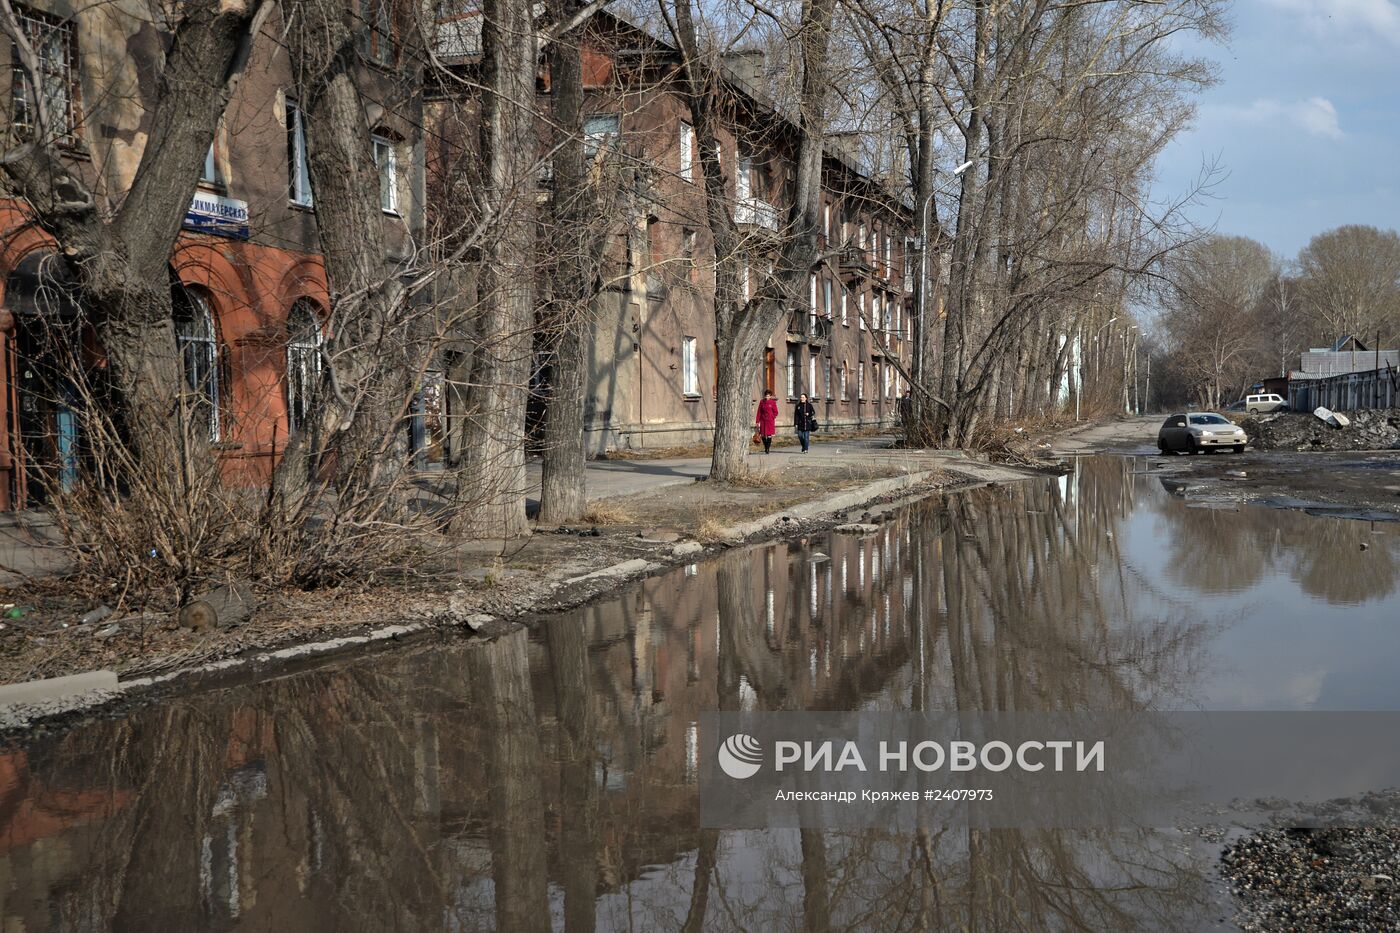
[858,362,865,400]
[682,336,699,396]
[286,299,324,433]
[840,363,848,400]
[840,287,848,326]
[679,120,694,182]
[739,256,750,299]
[858,292,866,330]
[808,356,816,397]
[174,288,222,442]
[372,135,398,214]
[201,143,222,188]
[787,347,799,398]
[287,98,313,207]
[823,278,833,318]
[825,357,834,400]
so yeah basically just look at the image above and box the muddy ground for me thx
[0,460,954,687]
[1151,449,1400,521]
[1045,413,1400,520]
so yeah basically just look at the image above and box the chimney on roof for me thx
[724,49,764,84]
[827,131,861,164]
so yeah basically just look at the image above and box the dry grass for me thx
[581,500,635,525]
[724,466,788,488]
[695,515,731,544]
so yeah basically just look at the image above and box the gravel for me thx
[1220,791,1400,931]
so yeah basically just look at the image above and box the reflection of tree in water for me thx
[4,460,1226,930]
[668,461,1215,931]
[1155,479,1400,604]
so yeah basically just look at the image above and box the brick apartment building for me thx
[427,12,918,456]
[0,1,423,509]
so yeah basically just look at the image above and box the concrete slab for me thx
[0,670,118,706]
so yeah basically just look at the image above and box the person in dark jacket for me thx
[755,389,779,454]
[794,393,817,453]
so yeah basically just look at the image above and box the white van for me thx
[1245,393,1287,414]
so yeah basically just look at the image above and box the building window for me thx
[787,345,799,397]
[825,357,834,400]
[858,362,865,400]
[883,234,892,277]
[682,336,698,396]
[823,279,833,318]
[893,301,901,335]
[873,294,882,332]
[679,120,694,181]
[858,292,866,330]
[584,113,619,156]
[681,228,696,282]
[823,203,831,241]
[884,361,893,398]
[8,5,79,142]
[200,142,224,188]
[173,286,221,442]
[286,299,324,433]
[840,286,848,326]
[360,0,395,64]
[739,256,750,299]
[882,294,892,331]
[286,98,313,207]
[808,355,816,396]
[373,135,398,214]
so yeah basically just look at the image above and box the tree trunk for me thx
[281,5,416,507]
[455,0,537,537]
[538,5,591,524]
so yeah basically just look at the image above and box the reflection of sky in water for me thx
[1116,471,1400,711]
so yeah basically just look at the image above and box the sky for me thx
[1153,0,1400,260]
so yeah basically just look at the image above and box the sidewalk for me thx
[523,435,1036,512]
[0,438,1037,586]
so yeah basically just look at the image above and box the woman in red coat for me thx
[755,389,779,454]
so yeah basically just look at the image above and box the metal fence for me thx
[1289,365,1399,413]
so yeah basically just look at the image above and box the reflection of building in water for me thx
[0,467,1227,928]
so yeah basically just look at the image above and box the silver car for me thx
[1157,412,1248,454]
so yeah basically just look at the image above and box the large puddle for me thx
[2,456,1398,930]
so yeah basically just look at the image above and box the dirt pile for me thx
[1243,410,1400,451]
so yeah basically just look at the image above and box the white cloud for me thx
[1212,96,1344,139]
[1261,0,1400,46]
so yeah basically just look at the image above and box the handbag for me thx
[752,430,762,444]
[811,420,821,433]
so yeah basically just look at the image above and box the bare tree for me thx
[1159,234,1277,408]
[839,0,1223,444]
[1295,224,1400,348]
[660,0,837,481]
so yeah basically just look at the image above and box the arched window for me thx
[172,285,221,441]
[286,299,324,433]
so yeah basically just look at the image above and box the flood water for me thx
[2,455,1398,931]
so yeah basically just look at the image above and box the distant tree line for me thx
[1153,225,1400,409]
